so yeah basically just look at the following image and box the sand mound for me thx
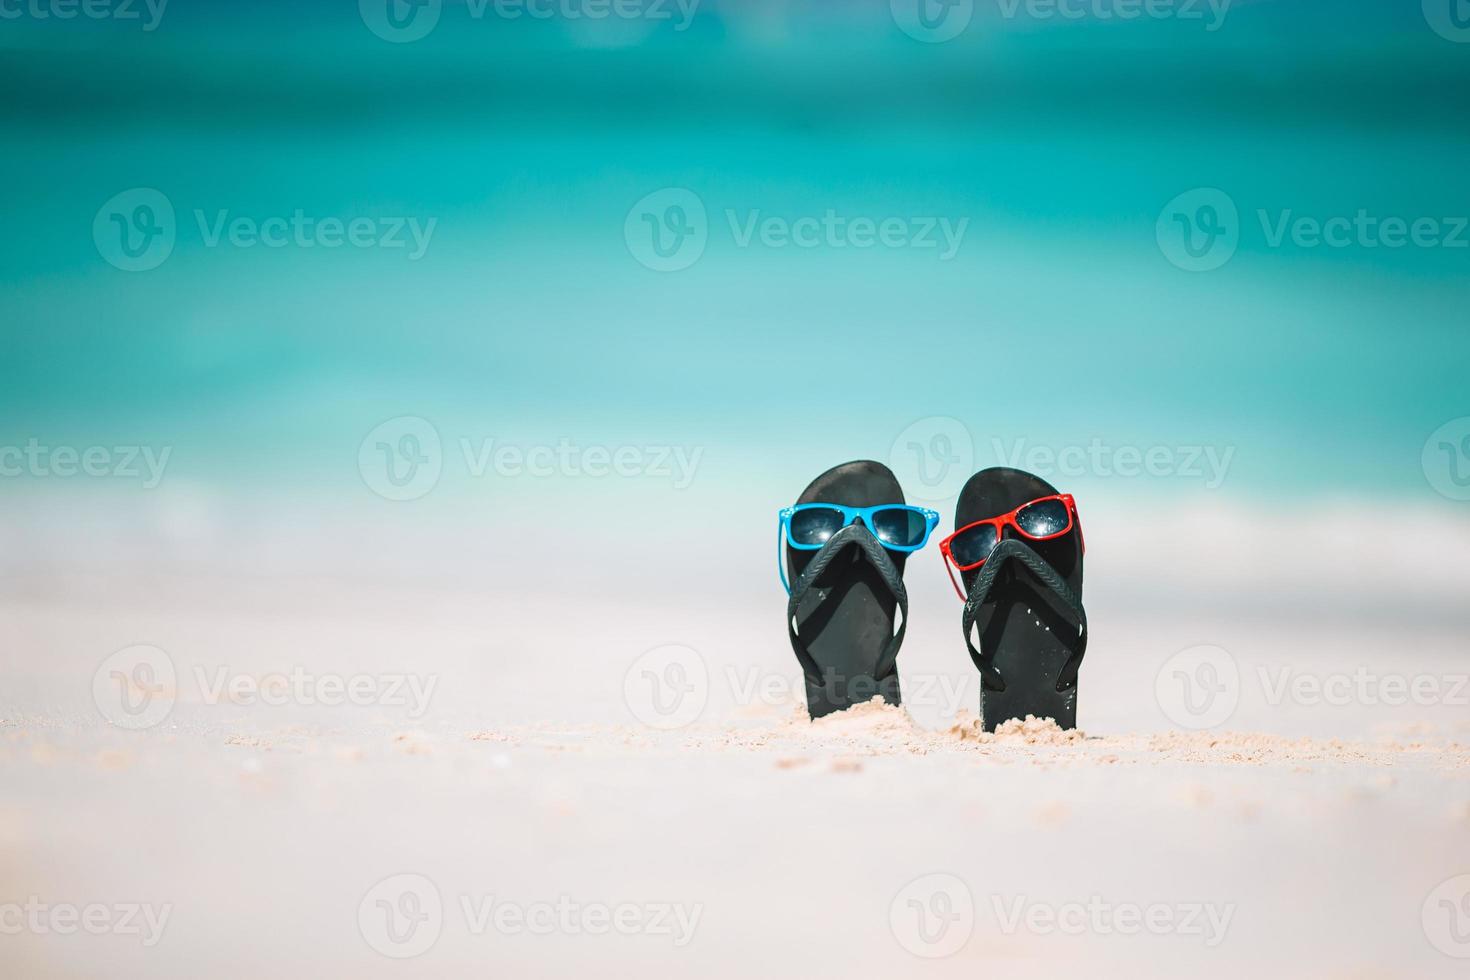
[679,697,1090,756]
[948,711,1087,746]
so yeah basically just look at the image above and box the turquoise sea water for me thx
[3,0,1467,508]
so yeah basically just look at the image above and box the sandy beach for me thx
[4,538,1469,979]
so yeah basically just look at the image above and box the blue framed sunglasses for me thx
[777,503,940,593]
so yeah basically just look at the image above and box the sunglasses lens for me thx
[871,508,927,549]
[788,507,846,546]
[1016,498,1070,538]
[950,523,998,567]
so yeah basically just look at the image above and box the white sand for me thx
[4,688,1469,979]
[3,498,1470,978]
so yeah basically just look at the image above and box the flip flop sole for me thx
[787,460,908,718]
[970,573,1081,729]
[956,467,1086,731]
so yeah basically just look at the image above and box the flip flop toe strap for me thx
[961,538,1088,692]
[786,523,909,687]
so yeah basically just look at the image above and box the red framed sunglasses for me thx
[938,493,1083,599]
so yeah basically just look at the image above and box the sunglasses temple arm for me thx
[777,517,791,595]
[943,554,966,601]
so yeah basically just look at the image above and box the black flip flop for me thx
[783,461,912,719]
[955,467,1088,731]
